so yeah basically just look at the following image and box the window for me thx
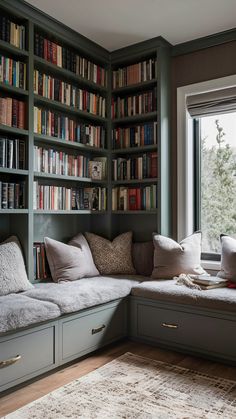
[194,112,236,259]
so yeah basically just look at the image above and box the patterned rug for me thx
[5,352,236,419]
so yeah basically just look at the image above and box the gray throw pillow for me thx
[0,236,33,296]
[151,231,206,279]
[217,234,236,282]
[44,237,96,283]
[68,233,99,277]
[85,231,136,275]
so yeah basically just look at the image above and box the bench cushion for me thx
[0,294,61,334]
[24,276,140,314]
[131,279,236,312]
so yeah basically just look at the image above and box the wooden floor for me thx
[1,339,236,417]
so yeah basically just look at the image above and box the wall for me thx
[171,40,236,238]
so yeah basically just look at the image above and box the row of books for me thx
[0,55,26,89]
[112,123,157,149]
[34,70,106,117]
[0,181,25,209]
[34,107,106,148]
[34,33,106,87]
[112,153,157,181]
[0,16,25,50]
[112,185,157,211]
[111,89,157,119]
[0,137,26,170]
[33,242,50,280]
[113,58,157,89]
[33,182,106,211]
[0,97,26,129]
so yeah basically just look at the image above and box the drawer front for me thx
[137,303,236,358]
[61,301,126,362]
[0,325,56,390]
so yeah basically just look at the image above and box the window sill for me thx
[201,260,220,272]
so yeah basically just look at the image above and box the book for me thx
[196,282,228,290]
[190,275,227,286]
[112,89,157,119]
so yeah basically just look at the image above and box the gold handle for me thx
[0,355,22,369]
[162,323,178,329]
[92,324,106,335]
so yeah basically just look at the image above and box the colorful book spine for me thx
[34,70,106,117]
[33,182,106,211]
[34,33,106,86]
[0,97,26,129]
[112,185,157,211]
[0,55,26,89]
[34,107,106,148]
[0,180,25,209]
[113,58,157,88]
[0,137,26,169]
[112,152,157,181]
[112,122,157,149]
[0,16,25,50]
[112,88,157,118]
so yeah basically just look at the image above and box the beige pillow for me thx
[85,231,136,275]
[217,234,236,282]
[44,237,96,283]
[151,232,206,279]
[0,236,33,296]
[68,233,99,277]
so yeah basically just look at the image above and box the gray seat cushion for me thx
[131,279,236,312]
[0,294,61,334]
[24,276,140,314]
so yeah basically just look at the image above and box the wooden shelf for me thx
[112,145,157,154]
[112,112,157,125]
[0,168,28,175]
[34,94,107,124]
[34,55,107,94]
[112,178,158,185]
[112,79,157,95]
[112,210,158,214]
[34,210,107,215]
[0,39,28,57]
[0,82,28,96]
[34,172,107,184]
[0,209,28,214]
[0,124,28,135]
[34,133,108,154]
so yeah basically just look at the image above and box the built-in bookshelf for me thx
[0,0,171,281]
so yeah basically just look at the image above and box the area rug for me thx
[4,352,236,419]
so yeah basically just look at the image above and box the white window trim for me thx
[177,74,236,268]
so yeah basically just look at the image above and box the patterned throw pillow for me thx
[85,231,136,275]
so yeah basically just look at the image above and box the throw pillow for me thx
[151,231,206,279]
[132,241,154,276]
[44,237,96,283]
[85,231,136,275]
[68,233,99,277]
[0,236,33,296]
[217,234,236,282]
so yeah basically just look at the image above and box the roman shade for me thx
[186,86,236,117]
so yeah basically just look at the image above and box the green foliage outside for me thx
[201,119,236,253]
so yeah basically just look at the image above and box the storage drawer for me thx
[137,303,236,359]
[0,323,57,392]
[60,300,127,363]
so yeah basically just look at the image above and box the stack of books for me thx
[34,33,106,86]
[112,153,157,181]
[0,181,25,209]
[34,70,106,117]
[0,137,26,169]
[33,107,105,147]
[112,88,157,118]
[112,185,157,211]
[0,97,26,129]
[0,55,26,89]
[112,123,157,149]
[190,275,228,290]
[113,58,157,88]
[0,16,25,49]
[33,242,50,280]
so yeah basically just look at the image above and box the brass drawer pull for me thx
[0,355,22,369]
[92,324,106,335]
[162,323,178,329]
